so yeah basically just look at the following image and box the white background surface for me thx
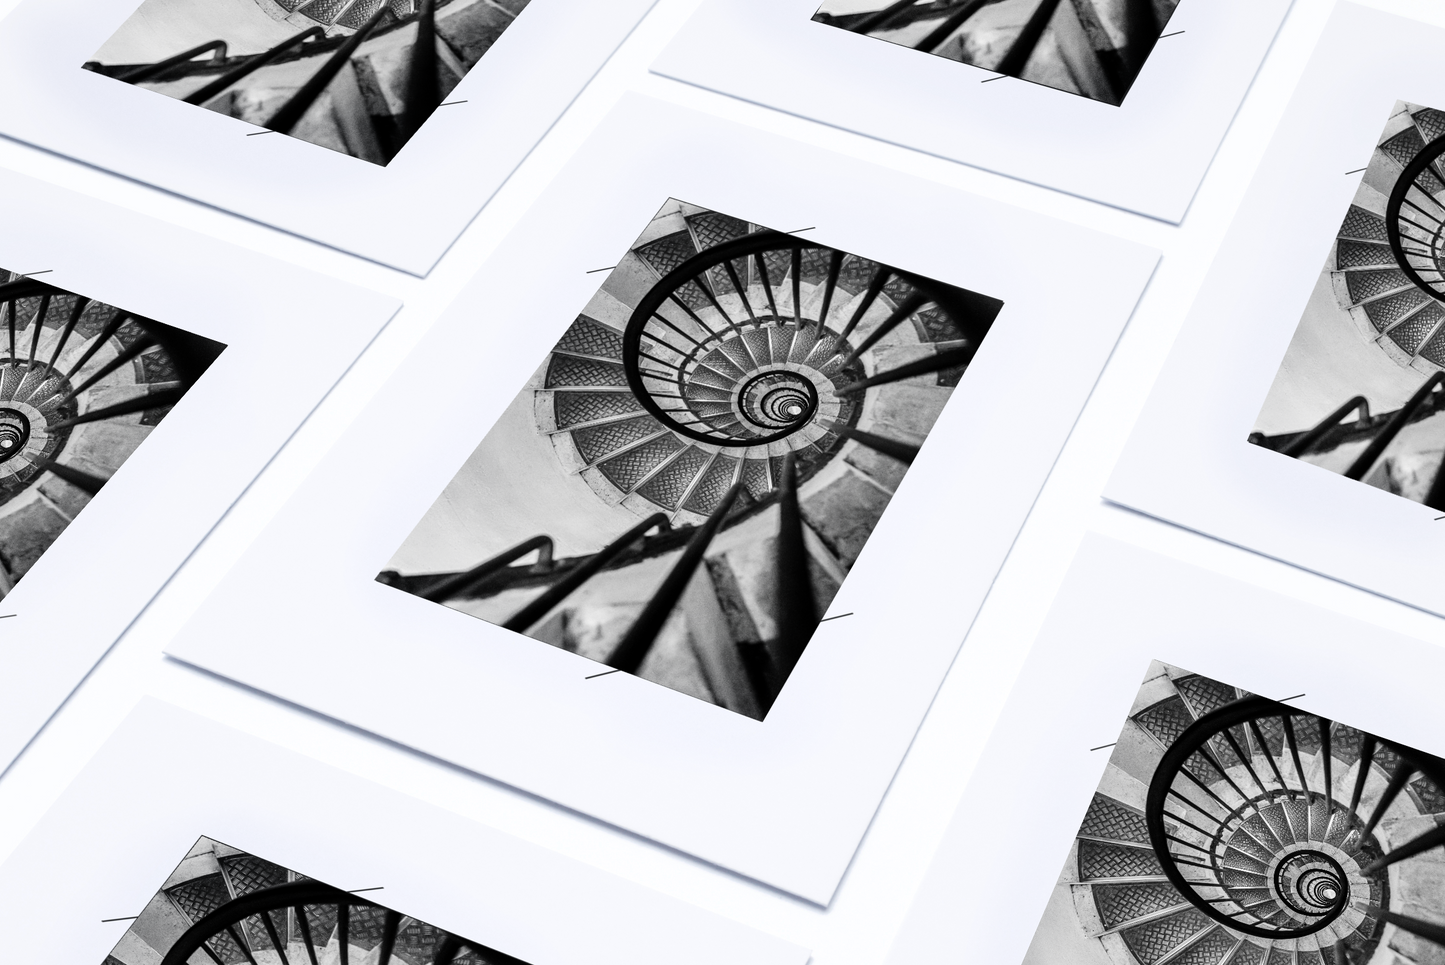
[2,0,1445,963]
[652,0,1291,223]
[157,92,1157,904]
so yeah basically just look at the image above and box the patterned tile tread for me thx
[637,231,699,278]
[1120,909,1211,965]
[1336,240,1396,269]
[545,354,628,389]
[571,415,664,464]
[1345,269,1410,305]
[1079,794,1150,843]
[1091,882,1185,928]
[683,456,739,515]
[1340,206,1388,242]
[597,435,683,492]
[556,316,624,360]
[638,447,711,509]
[1363,287,1429,332]
[1173,928,1240,965]
[554,391,643,428]
[1078,839,1163,880]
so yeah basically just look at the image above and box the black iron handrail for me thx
[1145,695,1445,949]
[265,0,394,134]
[1344,371,1445,480]
[184,27,325,106]
[115,40,227,84]
[1387,130,1445,300]
[418,534,553,602]
[1280,396,1371,458]
[621,231,992,453]
[157,880,524,965]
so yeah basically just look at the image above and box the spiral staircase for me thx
[812,0,1181,105]
[1250,105,1445,507]
[0,273,221,595]
[102,838,517,965]
[1063,667,1445,965]
[378,203,1001,717]
[84,0,530,162]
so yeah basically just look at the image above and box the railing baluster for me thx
[59,311,131,384]
[1246,719,1291,799]
[23,292,48,371]
[833,343,975,396]
[1282,715,1312,803]
[293,904,319,965]
[431,935,462,964]
[722,259,759,325]
[835,426,918,464]
[768,453,815,689]
[6,298,15,362]
[606,482,744,674]
[43,296,87,373]
[418,534,553,602]
[816,250,844,335]
[1382,910,1445,946]
[116,40,227,84]
[1321,719,1333,828]
[838,266,891,341]
[1347,735,1376,820]
[1360,822,1445,875]
[838,291,930,367]
[992,0,1062,74]
[265,1,391,134]
[791,246,803,329]
[1358,757,1416,841]
[44,461,109,495]
[56,334,157,404]
[753,251,782,324]
[46,386,186,430]
[1221,727,1272,803]
[227,924,260,965]
[502,514,669,632]
[375,910,401,965]
[184,27,325,106]
[400,0,440,141]
[1280,396,1370,457]
[258,910,293,965]
[337,902,349,965]
[915,0,993,54]
[848,0,921,34]
[1345,371,1445,480]
[199,943,226,965]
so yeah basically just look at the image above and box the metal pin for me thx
[818,612,854,623]
[1090,742,1117,752]
[981,75,1007,84]
[439,100,468,107]
[347,887,384,894]
[586,266,616,274]
[246,129,278,137]
[101,916,140,923]
[20,270,52,277]
[1346,168,1367,176]
[1278,693,1306,703]
[1159,30,1185,38]
[586,668,622,679]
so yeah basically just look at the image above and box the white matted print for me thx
[885,534,1445,965]
[650,0,1290,223]
[0,0,656,274]
[163,94,1158,901]
[377,197,1005,721]
[0,169,398,779]
[0,700,810,965]
[1107,3,1445,621]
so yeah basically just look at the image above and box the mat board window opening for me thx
[378,198,1003,720]
[83,0,533,164]
[810,0,1181,106]
[1021,659,1445,965]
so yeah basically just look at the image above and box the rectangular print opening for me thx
[1250,102,1445,509]
[809,0,1180,106]
[377,198,1003,720]
[1020,660,1445,965]
[100,835,527,965]
[0,272,223,598]
[83,0,533,165]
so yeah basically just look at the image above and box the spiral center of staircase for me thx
[1272,849,1349,920]
[736,368,818,432]
[0,406,30,462]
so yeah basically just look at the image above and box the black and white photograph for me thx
[1249,102,1445,510]
[809,0,1181,105]
[377,198,1003,719]
[83,0,531,163]
[0,271,222,597]
[1022,660,1445,965]
[100,835,528,965]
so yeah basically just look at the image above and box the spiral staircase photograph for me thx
[0,271,222,597]
[1024,661,1445,965]
[810,0,1181,105]
[83,0,531,162]
[1250,102,1445,508]
[378,199,1002,719]
[101,836,526,965]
